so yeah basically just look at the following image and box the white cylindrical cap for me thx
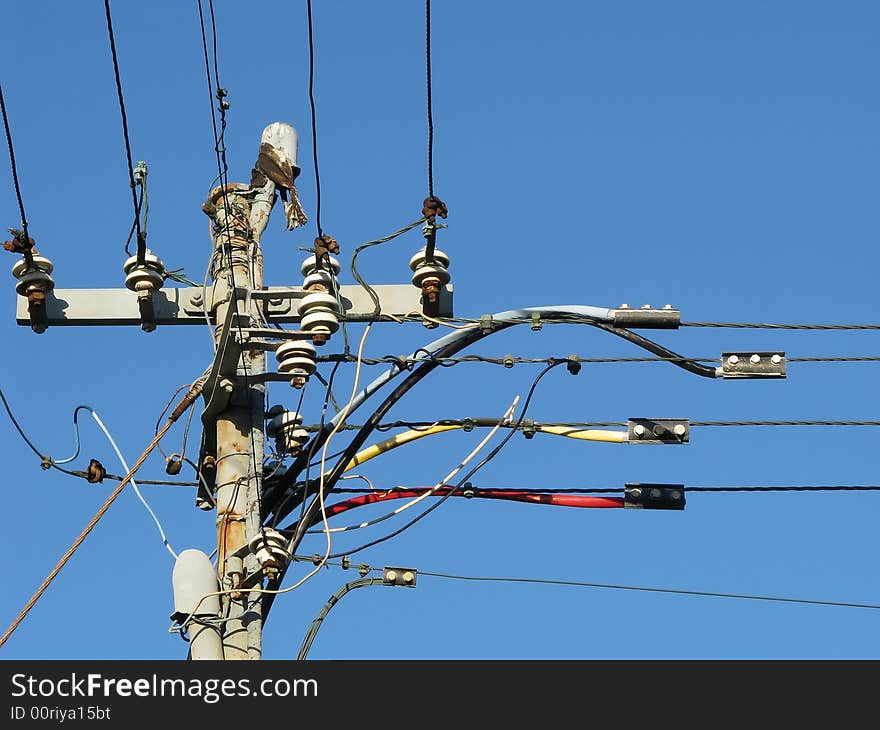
[261,122,300,178]
[172,549,223,660]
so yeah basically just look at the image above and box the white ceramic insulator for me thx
[301,309,339,335]
[299,291,339,314]
[267,410,303,437]
[411,263,451,288]
[278,357,317,375]
[14,269,55,296]
[301,255,341,277]
[409,247,450,272]
[12,255,54,278]
[303,271,335,290]
[276,340,316,363]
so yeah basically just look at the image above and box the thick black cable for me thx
[0,84,34,268]
[306,0,323,240]
[296,577,384,659]
[418,571,880,611]
[591,322,718,378]
[314,361,567,557]
[103,0,145,265]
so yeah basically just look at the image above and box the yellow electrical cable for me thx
[342,423,627,472]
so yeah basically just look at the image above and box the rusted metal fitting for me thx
[86,458,107,484]
[422,196,448,221]
[3,228,35,254]
[314,234,340,257]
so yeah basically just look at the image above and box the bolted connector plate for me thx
[624,483,686,510]
[627,418,689,444]
[383,566,418,588]
[721,352,786,379]
[611,305,680,329]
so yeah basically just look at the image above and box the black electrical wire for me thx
[306,0,323,240]
[296,577,384,660]
[425,0,435,200]
[103,0,145,265]
[0,84,34,268]
[418,571,880,611]
[311,360,568,557]
[591,322,718,378]
[683,321,880,330]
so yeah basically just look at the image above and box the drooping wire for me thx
[350,218,428,320]
[0,84,34,268]
[102,0,145,265]
[296,577,384,660]
[417,571,880,611]
[0,379,204,650]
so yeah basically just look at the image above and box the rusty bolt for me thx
[421,279,441,303]
[311,333,328,346]
[290,375,307,389]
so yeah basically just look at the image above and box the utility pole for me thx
[12,121,453,660]
[205,178,267,660]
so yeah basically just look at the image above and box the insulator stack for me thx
[299,255,340,345]
[275,341,317,389]
[265,407,309,454]
[248,528,290,580]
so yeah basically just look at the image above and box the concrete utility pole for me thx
[12,121,454,661]
[205,180,267,660]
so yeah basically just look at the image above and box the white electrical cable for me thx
[87,409,178,559]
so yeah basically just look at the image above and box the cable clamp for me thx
[479,314,495,335]
[627,418,690,444]
[520,419,536,440]
[383,566,417,587]
[530,312,543,331]
[720,352,786,379]
[624,483,686,510]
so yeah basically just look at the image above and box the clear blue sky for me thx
[2,1,879,659]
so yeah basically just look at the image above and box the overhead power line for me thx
[102,0,145,265]
[682,321,880,330]
[417,570,880,611]
[0,84,34,268]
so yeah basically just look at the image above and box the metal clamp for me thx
[627,418,689,444]
[721,352,786,379]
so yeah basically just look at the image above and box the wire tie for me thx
[479,314,495,334]
[530,313,543,331]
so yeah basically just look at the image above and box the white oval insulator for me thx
[123,249,164,276]
[171,549,223,660]
[267,410,303,437]
[299,291,339,314]
[277,357,317,376]
[288,428,310,445]
[303,271,335,291]
[14,268,55,296]
[411,262,451,289]
[301,254,340,277]
[124,266,164,293]
[276,340,316,364]
[12,255,54,279]
[301,309,339,335]
[409,247,450,272]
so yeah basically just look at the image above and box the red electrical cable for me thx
[321,488,623,521]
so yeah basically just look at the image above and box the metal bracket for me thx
[721,352,786,379]
[383,567,417,587]
[627,418,689,444]
[624,483,686,510]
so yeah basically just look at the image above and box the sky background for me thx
[2,1,879,660]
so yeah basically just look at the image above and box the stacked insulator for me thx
[275,340,317,389]
[265,405,309,454]
[298,254,341,345]
[248,528,290,580]
[409,246,450,320]
[123,249,165,296]
[12,254,55,333]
